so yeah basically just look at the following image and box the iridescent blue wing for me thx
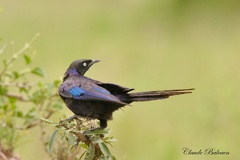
[59,80,127,105]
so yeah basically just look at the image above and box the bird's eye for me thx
[83,62,87,67]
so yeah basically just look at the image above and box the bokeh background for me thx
[1,0,240,159]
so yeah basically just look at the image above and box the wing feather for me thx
[59,80,127,105]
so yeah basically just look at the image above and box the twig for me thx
[0,82,37,88]
[0,33,40,79]
[16,110,54,130]
[5,92,29,102]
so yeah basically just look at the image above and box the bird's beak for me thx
[89,59,100,66]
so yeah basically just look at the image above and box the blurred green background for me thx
[1,0,240,159]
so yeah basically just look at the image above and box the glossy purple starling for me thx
[58,59,193,129]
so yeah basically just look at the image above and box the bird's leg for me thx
[99,119,107,129]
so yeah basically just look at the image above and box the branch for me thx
[0,82,37,88]
[0,33,40,79]
[5,92,29,102]
[16,110,54,130]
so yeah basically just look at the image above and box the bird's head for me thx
[66,59,100,75]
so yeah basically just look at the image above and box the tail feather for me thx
[121,88,194,102]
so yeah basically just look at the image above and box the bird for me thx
[58,59,194,129]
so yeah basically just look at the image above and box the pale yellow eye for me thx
[83,62,87,67]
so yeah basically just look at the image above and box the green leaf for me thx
[84,142,95,160]
[19,87,28,93]
[49,130,58,154]
[99,142,112,159]
[54,80,61,87]
[37,117,55,124]
[3,105,8,111]
[0,86,8,95]
[23,54,31,65]
[16,111,23,118]
[31,67,45,77]
[9,97,17,103]
[104,137,118,143]
[92,135,103,144]
[67,133,76,145]
[79,143,88,149]
[84,129,108,135]
[12,71,20,79]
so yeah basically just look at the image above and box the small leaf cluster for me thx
[0,34,63,159]
[41,116,117,160]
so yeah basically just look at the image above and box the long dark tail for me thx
[121,88,194,102]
